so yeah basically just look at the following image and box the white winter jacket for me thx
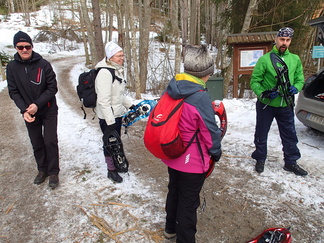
[95,58,132,125]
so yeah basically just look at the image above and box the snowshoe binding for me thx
[122,100,157,129]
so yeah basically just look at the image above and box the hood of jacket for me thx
[166,73,206,100]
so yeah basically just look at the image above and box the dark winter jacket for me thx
[161,73,222,174]
[6,51,58,116]
[250,45,304,107]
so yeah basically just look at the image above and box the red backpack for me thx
[144,91,198,160]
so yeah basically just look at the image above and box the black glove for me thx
[129,105,136,110]
[211,149,222,162]
[261,90,279,99]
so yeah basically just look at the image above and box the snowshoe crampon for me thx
[103,128,129,173]
[246,227,292,243]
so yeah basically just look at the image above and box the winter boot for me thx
[34,171,48,184]
[48,175,59,189]
[255,160,265,173]
[108,170,123,183]
[283,163,308,176]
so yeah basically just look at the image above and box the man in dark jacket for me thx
[6,31,60,189]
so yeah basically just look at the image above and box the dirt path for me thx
[0,55,323,243]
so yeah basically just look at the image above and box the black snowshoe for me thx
[103,128,129,173]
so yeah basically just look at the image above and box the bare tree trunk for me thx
[104,0,114,43]
[236,0,259,98]
[108,8,114,42]
[241,0,258,33]
[7,0,15,13]
[31,0,36,12]
[70,0,75,21]
[21,0,31,26]
[92,0,105,60]
[210,3,216,46]
[196,0,200,44]
[171,0,181,74]
[79,7,91,65]
[115,0,125,47]
[189,0,196,44]
[204,0,211,44]
[180,0,189,46]
[80,0,98,67]
[188,0,200,44]
[139,0,152,93]
[115,0,133,90]
[214,0,231,70]
[126,0,141,99]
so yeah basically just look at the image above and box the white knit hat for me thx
[105,41,123,59]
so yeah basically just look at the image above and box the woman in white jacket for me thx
[95,42,133,183]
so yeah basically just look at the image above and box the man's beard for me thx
[279,45,287,55]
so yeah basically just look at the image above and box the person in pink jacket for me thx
[162,45,222,243]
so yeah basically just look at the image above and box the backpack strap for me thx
[106,68,123,83]
[97,67,123,84]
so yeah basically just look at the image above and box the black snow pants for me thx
[165,167,206,243]
[25,109,59,175]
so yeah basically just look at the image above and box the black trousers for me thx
[165,167,206,243]
[252,100,300,164]
[25,111,59,175]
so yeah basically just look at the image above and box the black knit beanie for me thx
[184,45,214,78]
[13,31,33,47]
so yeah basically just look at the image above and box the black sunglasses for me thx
[16,45,32,50]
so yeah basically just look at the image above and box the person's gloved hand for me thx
[211,149,222,162]
[261,90,279,99]
[288,86,298,95]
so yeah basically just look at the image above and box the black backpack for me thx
[76,67,120,118]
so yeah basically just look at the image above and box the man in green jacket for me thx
[250,27,307,176]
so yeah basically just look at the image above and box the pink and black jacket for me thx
[162,73,222,174]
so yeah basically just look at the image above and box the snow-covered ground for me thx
[0,4,323,243]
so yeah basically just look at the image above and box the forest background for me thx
[0,0,323,99]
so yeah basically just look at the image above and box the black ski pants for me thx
[165,167,206,243]
[252,100,301,164]
[25,110,59,175]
